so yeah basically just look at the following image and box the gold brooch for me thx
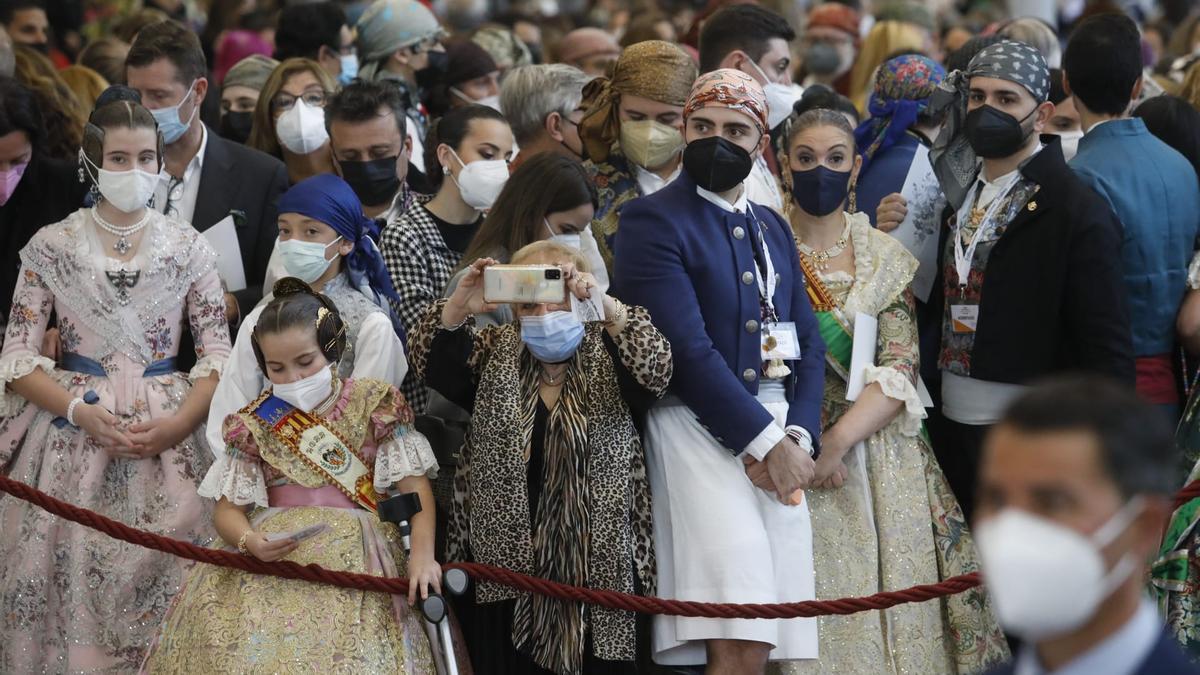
[1026,201,1038,212]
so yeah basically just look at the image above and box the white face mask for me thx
[1058,129,1084,162]
[451,87,502,112]
[276,99,330,155]
[273,364,334,412]
[974,498,1143,641]
[80,149,159,213]
[448,148,509,210]
[277,236,342,283]
[545,218,581,250]
[745,57,799,130]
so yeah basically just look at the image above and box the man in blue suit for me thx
[976,377,1197,675]
[1065,13,1200,417]
[612,69,824,673]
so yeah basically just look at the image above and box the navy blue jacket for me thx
[984,630,1200,675]
[610,172,825,455]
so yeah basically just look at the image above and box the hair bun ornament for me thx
[272,276,318,298]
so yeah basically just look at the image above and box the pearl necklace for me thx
[798,215,851,272]
[91,206,150,255]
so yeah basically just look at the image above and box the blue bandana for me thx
[278,174,403,335]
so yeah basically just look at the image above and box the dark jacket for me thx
[0,153,87,319]
[927,136,1135,385]
[193,129,289,312]
[984,630,1200,675]
[611,171,826,455]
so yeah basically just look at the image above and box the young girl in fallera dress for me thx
[142,279,441,673]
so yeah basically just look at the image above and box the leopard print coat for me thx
[408,300,672,672]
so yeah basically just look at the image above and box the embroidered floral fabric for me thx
[0,210,231,673]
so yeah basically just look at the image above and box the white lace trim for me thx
[198,451,270,508]
[1188,250,1200,290]
[0,354,56,415]
[188,355,226,383]
[374,426,439,490]
[863,364,926,437]
[840,212,920,323]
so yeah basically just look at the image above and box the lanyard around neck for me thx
[953,173,1021,288]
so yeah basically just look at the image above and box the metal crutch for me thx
[379,492,469,675]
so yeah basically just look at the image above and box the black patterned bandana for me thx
[928,40,1050,210]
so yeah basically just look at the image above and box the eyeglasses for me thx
[272,90,328,113]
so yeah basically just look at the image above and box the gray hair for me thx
[998,17,1063,69]
[499,64,593,146]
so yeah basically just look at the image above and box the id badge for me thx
[762,322,801,360]
[951,305,979,334]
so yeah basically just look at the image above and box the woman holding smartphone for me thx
[407,241,672,675]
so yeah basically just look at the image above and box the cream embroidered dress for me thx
[0,209,231,673]
[772,213,1008,675]
[141,378,439,674]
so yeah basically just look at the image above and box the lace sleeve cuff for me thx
[1189,251,1200,291]
[863,365,926,437]
[188,355,226,383]
[0,354,56,415]
[198,450,270,508]
[374,426,439,490]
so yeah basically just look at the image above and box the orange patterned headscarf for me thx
[682,68,768,136]
[578,40,697,163]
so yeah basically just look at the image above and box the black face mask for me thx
[683,137,754,193]
[790,166,852,216]
[219,111,254,145]
[965,104,1036,159]
[415,49,450,92]
[340,156,402,207]
[804,42,842,77]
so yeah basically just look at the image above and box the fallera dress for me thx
[140,378,440,674]
[0,209,231,672]
[772,213,1009,674]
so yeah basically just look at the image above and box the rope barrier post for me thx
[378,490,461,675]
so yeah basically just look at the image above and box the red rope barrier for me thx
[0,473,980,618]
[1176,479,1200,510]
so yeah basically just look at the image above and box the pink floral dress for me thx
[0,209,231,673]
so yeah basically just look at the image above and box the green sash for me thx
[817,310,853,383]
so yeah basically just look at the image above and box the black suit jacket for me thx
[985,630,1200,674]
[192,128,288,312]
[0,154,87,319]
[925,136,1135,386]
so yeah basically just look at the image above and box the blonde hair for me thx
[848,21,928,113]
[14,45,87,160]
[1180,61,1200,112]
[510,240,591,273]
[59,65,111,108]
[247,58,337,158]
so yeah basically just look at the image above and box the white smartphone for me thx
[265,523,329,543]
[483,265,566,304]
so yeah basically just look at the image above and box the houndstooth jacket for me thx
[380,201,463,413]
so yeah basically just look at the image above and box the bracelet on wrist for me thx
[603,299,628,328]
[66,397,84,427]
[237,529,253,554]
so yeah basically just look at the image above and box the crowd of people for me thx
[1,0,1200,672]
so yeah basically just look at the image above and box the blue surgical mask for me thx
[277,236,342,283]
[790,165,852,217]
[150,80,199,144]
[520,310,584,363]
[338,52,360,86]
